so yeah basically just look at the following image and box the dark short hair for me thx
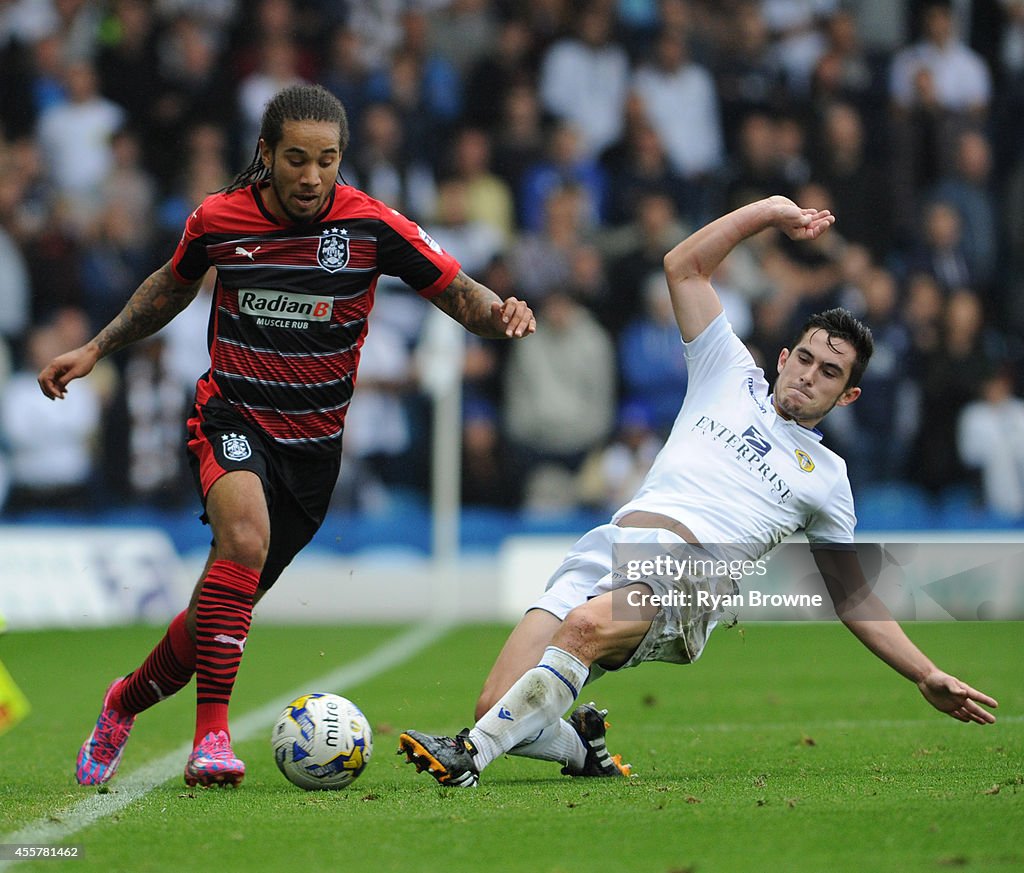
[790,308,874,388]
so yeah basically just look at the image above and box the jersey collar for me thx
[251,182,338,227]
[767,394,824,441]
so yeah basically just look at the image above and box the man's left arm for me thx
[430,270,536,339]
[813,548,998,725]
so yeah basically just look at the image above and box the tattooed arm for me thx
[38,261,203,399]
[429,269,536,339]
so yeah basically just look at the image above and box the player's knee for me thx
[556,607,608,663]
[213,519,270,569]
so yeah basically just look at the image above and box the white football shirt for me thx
[612,313,857,561]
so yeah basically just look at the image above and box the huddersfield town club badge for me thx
[317,227,350,272]
[222,432,252,462]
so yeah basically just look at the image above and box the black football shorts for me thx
[187,396,341,590]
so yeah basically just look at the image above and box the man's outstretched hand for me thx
[918,670,998,724]
[767,194,836,241]
[490,296,536,338]
[37,344,100,400]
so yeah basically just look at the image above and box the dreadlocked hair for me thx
[223,84,350,193]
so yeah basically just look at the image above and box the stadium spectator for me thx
[518,120,607,234]
[562,242,611,321]
[2,323,102,514]
[509,183,591,301]
[428,0,498,77]
[824,265,917,491]
[427,177,505,277]
[957,367,1024,519]
[39,85,536,790]
[887,0,992,238]
[576,400,662,513]
[758,181,845,328]
[537,2,630,158]
[339,0,406,74]
[155,121,232,252]
[35,60,125,233]
[903,270,945,354]
[490,83,547,214]
[903,200,974,293]
[776,113,814,191]
[336,310,418,511]
[447,127,516,245]
[809,7,887,118]
[320,25,370,138]
[460,399,523,509]
[721,112,794,210]
[399,195,998,791]
[101,336,192,507]
[889,0,992,116]
[810,101,891,260]
[348,101,436,223]
[600,190,686,334]
[0,175,31,345]
[630,26,724,187]
[100,127,157,248]
[928,128,1000,294]
[237,36,309,153]
[0,3,41,138]
[154,0,238,30]
[230,0,319,84]
[148,15,235,187]
[599,101,690,227]
[709,1,786,154]
[503,288,616,487]
[761,0,838,95]
[80,201,154,333]
[364,8,462,167]
[462,16,536,129]
[617,273,689,435]
[95,0,161,135]
[909,288,995,496]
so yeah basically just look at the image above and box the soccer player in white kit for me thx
[400,195,999,787]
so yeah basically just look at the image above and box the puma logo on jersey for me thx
[235,245,261,260]
[214,633,247,652]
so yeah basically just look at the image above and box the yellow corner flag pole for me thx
[0,613,31,736]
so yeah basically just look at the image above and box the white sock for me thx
[469,646,589,770]
[510,718,587,770]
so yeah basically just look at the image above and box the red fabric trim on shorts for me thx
[187,376,228,498]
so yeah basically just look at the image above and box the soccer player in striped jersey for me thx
[39,84,536,788]
[399,195,998,788]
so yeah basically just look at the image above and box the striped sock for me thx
[193,560,260,746]
[117,611,195,715]
[468,646,588,770]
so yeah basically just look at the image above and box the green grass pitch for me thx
[0,622,1021,872]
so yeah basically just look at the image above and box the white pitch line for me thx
[0,621,450,868]
[679,713,1024,734]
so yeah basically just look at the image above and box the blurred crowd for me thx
[2,0,1024,523]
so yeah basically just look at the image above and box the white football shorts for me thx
[529,523,738,674]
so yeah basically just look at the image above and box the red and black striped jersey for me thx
[171,182,461,455]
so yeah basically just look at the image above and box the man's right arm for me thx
[38,261,203,399]
[663,196,835,342]
[814,548,998,725]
